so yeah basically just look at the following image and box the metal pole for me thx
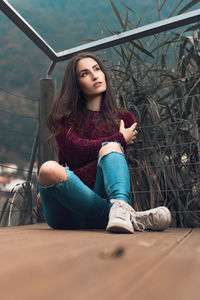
[24,125,39,224]
[38,78,57,170]
[26,125,39,182]
[0,0,57,61]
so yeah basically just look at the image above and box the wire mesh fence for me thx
[0,87,39,226]
[108,33,200,227]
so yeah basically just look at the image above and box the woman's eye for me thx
[95,66,100,71]
[81,72,88,77]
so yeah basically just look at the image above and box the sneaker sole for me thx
[106,221,134,233]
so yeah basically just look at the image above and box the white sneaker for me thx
[106,200,135,233]
[135,206,171,231]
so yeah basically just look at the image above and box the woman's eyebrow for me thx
[92,64,98,69]
[82,64,98,71]
[79,68,88,73]
[79,64,99,74]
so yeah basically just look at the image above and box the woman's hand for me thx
[119,120,137,145]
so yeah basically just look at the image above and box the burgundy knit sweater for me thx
[55,110,136,189]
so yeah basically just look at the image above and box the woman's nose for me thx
[91,72,98,80]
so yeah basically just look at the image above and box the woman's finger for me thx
[131,122,137,130]
[120,119,125,130]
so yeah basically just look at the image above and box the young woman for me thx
[38,52,171,233]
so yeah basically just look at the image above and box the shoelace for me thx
[136,212,161,229]
[111,201,147,231]
[119,203,146,231]
[131,214,146,232]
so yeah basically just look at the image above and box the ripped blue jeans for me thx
[38,144,132,230]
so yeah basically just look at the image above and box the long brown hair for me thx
[47,52,122,136]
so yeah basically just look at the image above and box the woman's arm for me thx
[56,128,127,168]
[56,111,137,167]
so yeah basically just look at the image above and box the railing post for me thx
[38,78,57,170]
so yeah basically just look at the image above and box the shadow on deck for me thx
[0,223,199,300]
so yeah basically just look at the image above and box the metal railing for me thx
[1,0,200,75]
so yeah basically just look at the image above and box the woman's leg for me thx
[38,161,110,229]
[97,143,171,232]
[38,142,133,231]
[38,161,86,229]
[38,155,171,232]
[96,142,135,233]
[98,142,132,204]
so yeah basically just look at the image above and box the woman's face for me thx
[76,57,106,99]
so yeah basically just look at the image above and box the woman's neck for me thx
[85,95,102,111]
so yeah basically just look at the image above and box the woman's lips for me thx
[94,82,102,88]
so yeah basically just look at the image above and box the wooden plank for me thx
[131,228,200,300]
[83,228,192,300]
[0,224,195,300]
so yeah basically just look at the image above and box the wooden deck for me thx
[0,224,199,300]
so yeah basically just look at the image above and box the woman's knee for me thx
[98,142,123,158]
[38,161,67,187]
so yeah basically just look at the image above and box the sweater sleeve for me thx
[121,110,136,128]
[55,126,127,168]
